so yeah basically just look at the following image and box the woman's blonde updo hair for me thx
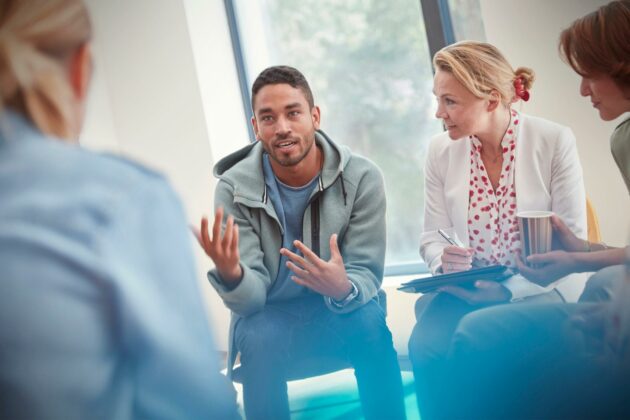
[433,41,535,106]
[0,0,92,140]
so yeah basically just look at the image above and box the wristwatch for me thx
[329,281,359,308]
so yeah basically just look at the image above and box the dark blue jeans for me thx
[233,294,406,420]
[408,289,562,420]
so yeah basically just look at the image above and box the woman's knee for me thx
[408,318,453,367]
[408,324,429,366]
[453,307,503,348]
[414,293,436,320]
[409,292,472,364]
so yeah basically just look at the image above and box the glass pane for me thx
[448,0,486,41]
[233,0,443,266]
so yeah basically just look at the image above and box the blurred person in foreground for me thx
[445,1,630,418]
[0,0,238,418]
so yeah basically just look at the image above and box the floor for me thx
[234,368,420,419]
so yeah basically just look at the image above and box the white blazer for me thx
[420,114,587,299]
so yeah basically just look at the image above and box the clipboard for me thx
[398,265,512,294]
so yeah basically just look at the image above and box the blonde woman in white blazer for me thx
[408,41,587,420]
[421,113,587,298]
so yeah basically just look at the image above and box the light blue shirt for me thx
[0,111,237,419]
[262,154,318,302]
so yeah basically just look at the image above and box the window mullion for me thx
[224,0,255,142]
[419,0,456,64]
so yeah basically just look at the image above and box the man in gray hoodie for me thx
[196,66,406,420]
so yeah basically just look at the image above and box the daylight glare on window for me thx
[232,0,483,268]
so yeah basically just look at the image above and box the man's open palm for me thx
[194,207,242,285]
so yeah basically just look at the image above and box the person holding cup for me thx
[512,0,630,288]
[408,41,587,419]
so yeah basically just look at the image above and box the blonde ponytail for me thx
[512,67,535,103]
[514,67,535,91]
[0,0,91,140]
[434,41,536,106]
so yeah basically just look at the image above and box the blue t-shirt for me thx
[0,111,237,419]
[262,154,319,302]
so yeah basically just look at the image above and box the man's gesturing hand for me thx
[194,207,242,287]
[280,234,353,301]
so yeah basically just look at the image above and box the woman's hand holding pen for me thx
[440,246,474,273]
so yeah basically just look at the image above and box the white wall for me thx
[81,0,246,350]
[183,0,250,162]
[480,0,630,246]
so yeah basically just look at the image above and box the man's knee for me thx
[334,300,392,344]
[234,309,289,357]
[580,265,625,303]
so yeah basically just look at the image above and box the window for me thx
[448,0,486,41]
[227,0,484,273]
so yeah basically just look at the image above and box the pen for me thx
[437,228,461,247]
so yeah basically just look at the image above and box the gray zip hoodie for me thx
[207,131,387,372]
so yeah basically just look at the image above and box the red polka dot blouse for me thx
[467,109,521,268]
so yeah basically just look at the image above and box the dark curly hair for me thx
[251,65,314,111]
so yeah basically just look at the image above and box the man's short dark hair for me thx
[251,66,315,111]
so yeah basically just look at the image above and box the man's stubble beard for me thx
[267,131,316,167]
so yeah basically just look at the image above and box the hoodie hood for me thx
[213,130,352,204]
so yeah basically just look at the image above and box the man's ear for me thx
[251,116,260,141]
[68,43,92,102]
[311,105,321,130]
